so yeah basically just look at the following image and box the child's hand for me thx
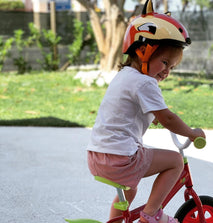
[190,128,206,141]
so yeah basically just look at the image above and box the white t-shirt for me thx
[87,66,168,156]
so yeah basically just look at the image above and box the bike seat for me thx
[94,176,130,190]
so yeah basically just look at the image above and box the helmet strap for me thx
[135,44,159,74]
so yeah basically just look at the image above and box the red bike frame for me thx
[106,158,206,223]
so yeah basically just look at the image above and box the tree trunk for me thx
[100,0,126,71]
[76,0,127,72]
[163,0,168,12]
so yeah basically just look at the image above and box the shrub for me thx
[67,19,99,65]
[0,36,14,71]
[0,0,24,10]
[13,29,32,74]
[67,19,84,65]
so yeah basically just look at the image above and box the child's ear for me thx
[139,45,147,55]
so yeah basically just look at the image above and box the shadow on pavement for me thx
[0,116,84,127]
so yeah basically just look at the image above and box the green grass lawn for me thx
[158,76,213,129]
[0,71,212,129]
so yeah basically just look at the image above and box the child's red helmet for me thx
[122,0,191,55]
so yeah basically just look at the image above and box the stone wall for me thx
[2,45,70,71]
[3,41,213,77]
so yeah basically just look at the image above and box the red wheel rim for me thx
[182,205,213,222]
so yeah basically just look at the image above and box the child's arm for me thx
[152,109,206,141]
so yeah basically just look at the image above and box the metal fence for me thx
[0,10,88,44]
[1,10,213,75]
[0,10,213,42]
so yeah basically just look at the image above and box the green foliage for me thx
[9,23,61,73]
[37,29,61,71]
[11,23,41,74]
[28,22,41,46]
[0,36,13,71]
[185,0,213,9]
[85,21,100,64]
[193,0,212,8]
[18,22,61,72]
[0,0,24,10]
[209,44,213,57]
[67,19,100,65]
[0,22,62,73]
[67,19,84,65]
[13,29,32,74]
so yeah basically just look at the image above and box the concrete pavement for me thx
[0,127,213,223]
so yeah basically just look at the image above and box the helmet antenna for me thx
[165,11,171,16]
[142,0,154,16]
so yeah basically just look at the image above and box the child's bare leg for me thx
[109,187,137,223]
[143,149,184,218]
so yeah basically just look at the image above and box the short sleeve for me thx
[135,79,168,114]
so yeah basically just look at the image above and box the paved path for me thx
[0,127,212,223]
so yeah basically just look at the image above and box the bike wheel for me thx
[174,195,213,223]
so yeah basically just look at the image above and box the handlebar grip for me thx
[194,137,206,149]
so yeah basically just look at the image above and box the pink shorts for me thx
[87,147,153,189]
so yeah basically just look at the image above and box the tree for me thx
[181,0,213,11]
[163,0,168,12]
[76,0,128,72]
[182,0,189,12]
[192,0,212,9]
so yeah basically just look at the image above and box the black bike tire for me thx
[174,195,213,222]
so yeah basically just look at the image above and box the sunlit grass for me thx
[0,71,212,128]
